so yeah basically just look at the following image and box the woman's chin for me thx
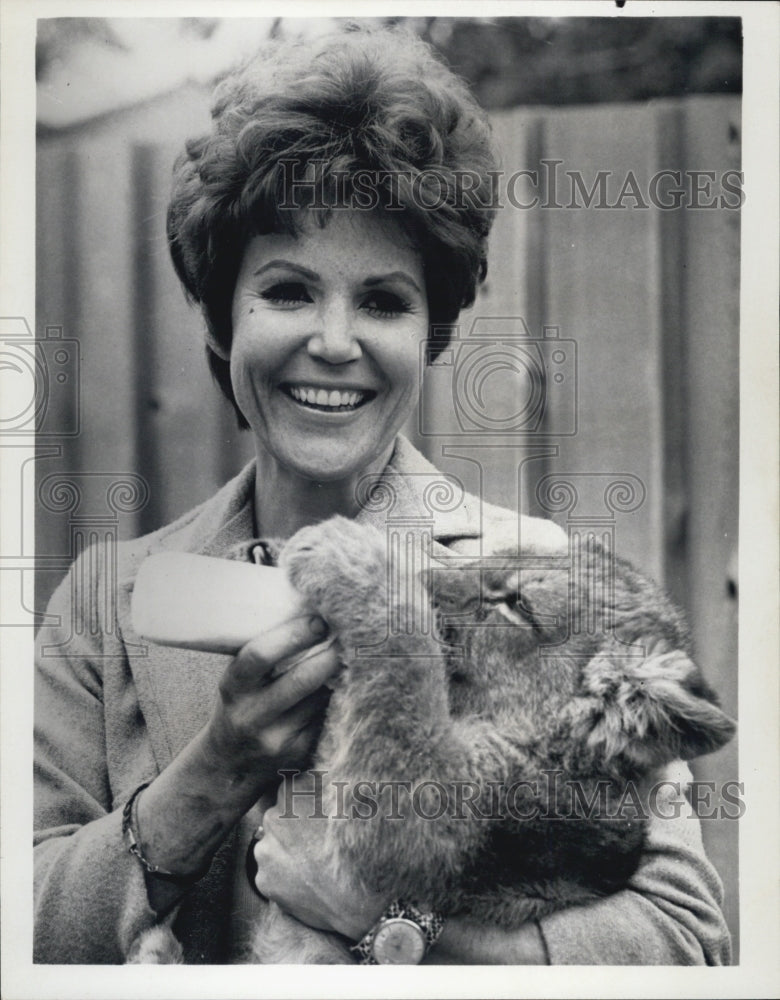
[266,441,390,488]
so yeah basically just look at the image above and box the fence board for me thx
[677,96,741,954]
[35,145,80,594]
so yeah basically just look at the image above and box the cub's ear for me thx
[579,646,736,771]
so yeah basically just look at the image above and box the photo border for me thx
[1,2,777,997]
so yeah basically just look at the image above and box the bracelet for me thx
[122,781,208,884]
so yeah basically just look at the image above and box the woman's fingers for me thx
[210,615,339,773]
[278,685,332,736]
[252,794,389,939]
[268,637,340,713]
[252,686,332,762]
[222,614,329,693]
[242,613,329,673]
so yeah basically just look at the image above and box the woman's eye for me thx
[261,282,312,306]
[362,290,412,318]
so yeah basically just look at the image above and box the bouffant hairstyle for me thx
[167,25,498,427]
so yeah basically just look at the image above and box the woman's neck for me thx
[252,443,396,540]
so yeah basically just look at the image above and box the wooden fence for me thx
[35,90,741,955]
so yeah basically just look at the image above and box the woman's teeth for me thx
[288,386,366,410]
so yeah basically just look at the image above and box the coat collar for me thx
[154,435,490,562]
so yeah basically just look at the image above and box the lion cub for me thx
[246,516,734,963]
[130,516,734,963]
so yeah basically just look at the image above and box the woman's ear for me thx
[579,645,736,771]
[205,330,231,361]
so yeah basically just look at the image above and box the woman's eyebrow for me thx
[252,260,320,281]
[252,262,422,296]
[362,272,422,294]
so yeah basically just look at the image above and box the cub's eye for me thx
[496,591,543,635]
[496,591,525,620]
[362,290,412,318]
[261,282,312,306]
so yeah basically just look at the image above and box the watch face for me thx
[372,918,426,964]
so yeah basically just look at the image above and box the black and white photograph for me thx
[1,2,777,997]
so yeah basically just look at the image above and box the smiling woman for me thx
[33,23,732,967]
[226,213,429,533]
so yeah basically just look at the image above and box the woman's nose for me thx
[306,301,362,364]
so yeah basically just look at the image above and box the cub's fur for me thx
[133,517,735,964]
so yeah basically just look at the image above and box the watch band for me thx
[351,899,445,965]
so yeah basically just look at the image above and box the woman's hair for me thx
[167,24,499,426]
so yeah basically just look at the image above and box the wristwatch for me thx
[351,900,444,965]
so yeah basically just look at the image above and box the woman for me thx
[34,25,731,964]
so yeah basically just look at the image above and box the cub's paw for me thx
[280,516,388,633]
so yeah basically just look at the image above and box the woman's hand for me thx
[204,613,339,783]
[252,775,389,941]
[134,615,341,885]
[252,781,549,963]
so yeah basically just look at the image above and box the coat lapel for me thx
[120,465,259,769]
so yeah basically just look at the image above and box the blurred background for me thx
[33,15,741,957]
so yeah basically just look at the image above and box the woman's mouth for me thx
[283,385,374,412]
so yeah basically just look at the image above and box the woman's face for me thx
[229,211,429,483]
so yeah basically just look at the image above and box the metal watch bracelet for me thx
[351,899,445,965]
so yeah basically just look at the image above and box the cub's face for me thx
[430,540,734,772]
[432,555,582,723]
